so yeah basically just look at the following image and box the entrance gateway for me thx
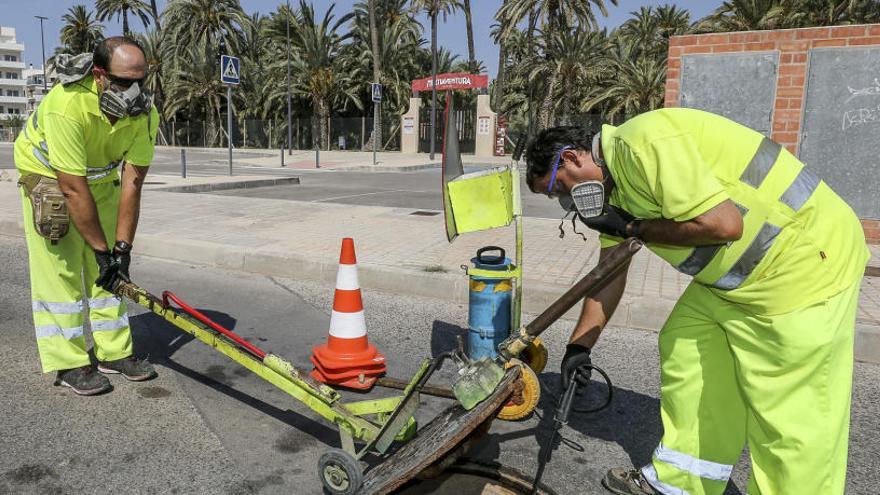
[401,72,506,157]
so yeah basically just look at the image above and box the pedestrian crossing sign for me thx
[220,55,240,85]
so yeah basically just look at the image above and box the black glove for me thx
[114,241,132,282]
[560,343,592,391]
[94,249,122,291]
[579,204,635,238]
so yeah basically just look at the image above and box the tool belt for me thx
[18,174,69,244]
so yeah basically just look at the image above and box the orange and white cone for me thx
[310,238,386,390]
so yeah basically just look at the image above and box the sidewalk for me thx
[1,172,877,363]
[154,145,511,172]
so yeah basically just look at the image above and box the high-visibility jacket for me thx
[14,75,158,183]
[599,108,868,315]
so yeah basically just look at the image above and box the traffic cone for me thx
[310,238,386,390]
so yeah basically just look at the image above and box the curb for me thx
[1,220,877,365]
[152,177,301,193]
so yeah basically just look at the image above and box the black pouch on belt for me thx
[17,174,70,244]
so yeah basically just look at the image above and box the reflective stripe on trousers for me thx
[671,137,822,289]
[640,443,735,494]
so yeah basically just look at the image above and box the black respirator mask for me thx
[99,81,152,119]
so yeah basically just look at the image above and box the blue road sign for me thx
[221,55,240,85]
[371,83,382,102]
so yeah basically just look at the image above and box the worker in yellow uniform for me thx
[14,37,159,396]
[525,108,868,495]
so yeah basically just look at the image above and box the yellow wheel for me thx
[520,337,548,374]
[497,359,540,421]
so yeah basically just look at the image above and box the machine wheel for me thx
[318,448,363,495]
[497,359,540,421]
[520,337,548,374]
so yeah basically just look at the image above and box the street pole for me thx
[429,1,437,160]
[373,99,377,166]
[227,84,233,176]
[35,16,48,92]
[286,0,292,158]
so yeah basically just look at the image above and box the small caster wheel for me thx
[497,359,540,421]
[318,448,362,495]
[520,336,548,374]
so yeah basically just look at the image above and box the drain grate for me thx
[410,210,440,216]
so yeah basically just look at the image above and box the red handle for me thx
[162,290,267,360]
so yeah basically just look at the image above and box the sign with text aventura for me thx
[220,55,240,85]
[411,73,488,92]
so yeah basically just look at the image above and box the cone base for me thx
[310,367,381,390]
[310,356,386,381]
[312,339,386,370]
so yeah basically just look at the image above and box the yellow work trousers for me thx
[643,281,860,495]
[21,180,132,373]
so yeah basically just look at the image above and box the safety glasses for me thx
[95,68,145,89]
[546,145,573,195]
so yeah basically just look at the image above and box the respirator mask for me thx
[100,81,151,119]
[550,134,613,239]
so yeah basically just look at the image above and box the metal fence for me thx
[158,117,401,151]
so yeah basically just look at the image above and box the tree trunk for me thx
[463,0,476,72]
[316,97,330,151]
[538,70,559,130]
[493,0,508,112]
[123,9,130,36]
[368,0,382,151]
[150,0,161,29]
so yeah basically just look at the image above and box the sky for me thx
[1,0,719,78]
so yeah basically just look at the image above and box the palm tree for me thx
[284,1,361,150]
[348,0,424,149]
[410,0,462,156]
[462,0,477,72]
[696,0,791,32]
[529,28,608,126]
[95,0,153,36]
[581,36,666,121]
[368,0,383,150]
[496,0,617,38]
[60,5,104,54]
[495,0,617,130]
[162,40,229,146]
[788,0,880,25]
[136,28,164,116]
[162,0,251,58]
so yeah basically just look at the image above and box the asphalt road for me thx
[3,234,880,494]
[0,144,563,219]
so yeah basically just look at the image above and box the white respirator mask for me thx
[554,133,610,219]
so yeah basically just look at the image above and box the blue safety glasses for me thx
[546,145,574,194]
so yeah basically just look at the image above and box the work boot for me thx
[54,365,112,396]
[602,468,657,495]
[98,356,157,381]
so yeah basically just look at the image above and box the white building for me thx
[24,64,56,113]
[0,27,27,121]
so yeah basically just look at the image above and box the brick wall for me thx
[665,25,880,244]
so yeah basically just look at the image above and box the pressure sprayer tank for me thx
[467,246,513,360]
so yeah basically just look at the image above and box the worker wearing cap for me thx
[525,108,868,495]
[14,36,159,396]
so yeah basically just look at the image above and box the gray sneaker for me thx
[54,365,112,396]
[602,468,657,495]
[98,356,157,381]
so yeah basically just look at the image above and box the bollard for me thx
[281,146,285,167]
[315,146,320,169]
[180,149,186,178]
